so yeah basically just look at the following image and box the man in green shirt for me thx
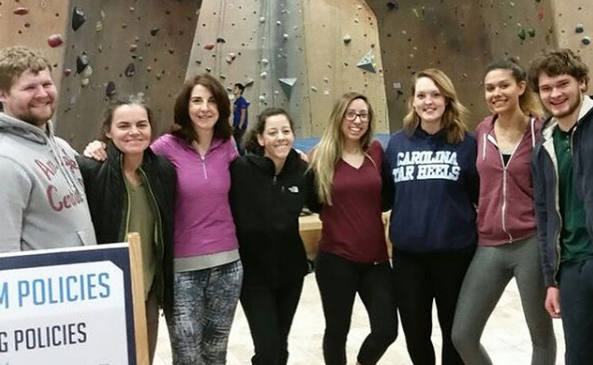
[530,48,593,365]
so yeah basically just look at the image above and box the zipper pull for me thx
[273,175,277,185]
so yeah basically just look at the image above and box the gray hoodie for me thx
[0,112,97,253]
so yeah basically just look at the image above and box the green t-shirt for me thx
[553,126,593,263]
[125,177,157,299]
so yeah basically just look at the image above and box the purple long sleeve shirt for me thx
[151,134,238,259]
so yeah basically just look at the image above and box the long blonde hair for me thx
[403,69,469,144]
[309,92,374,205]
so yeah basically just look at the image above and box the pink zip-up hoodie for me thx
[151,134,238,258]
[475,115,542,246]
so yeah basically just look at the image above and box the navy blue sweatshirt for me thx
[383,128,479,253]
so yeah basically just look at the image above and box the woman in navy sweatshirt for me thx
[383,69,479,365]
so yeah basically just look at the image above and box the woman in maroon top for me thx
[309,92,398,365]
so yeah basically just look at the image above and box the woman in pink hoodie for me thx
[451,58,556,364]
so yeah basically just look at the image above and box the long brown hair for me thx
[171,73,232,144]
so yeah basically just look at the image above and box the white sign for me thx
[0,244,135,365]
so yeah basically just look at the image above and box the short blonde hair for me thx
[0,46,52,91]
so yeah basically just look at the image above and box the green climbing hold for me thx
[517,28,526,40]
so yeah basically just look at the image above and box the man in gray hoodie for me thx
[0,46,96,253]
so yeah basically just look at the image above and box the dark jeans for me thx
[233,127,246,155]
[559,258,593,365]
[240,279,304,365]
[315,251,398,365]
[392,250,474,365]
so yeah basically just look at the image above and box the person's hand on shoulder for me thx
[295,149,309,163]
[83,140,107,161]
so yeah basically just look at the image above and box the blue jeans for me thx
[167,260,243,365]
[559,258,593,365]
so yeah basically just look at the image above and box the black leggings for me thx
[315,251,398,365]
[392,250,474,365]
[240,279,304,365]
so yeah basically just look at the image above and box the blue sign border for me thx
[0,244,137,365]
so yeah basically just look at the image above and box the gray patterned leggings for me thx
[167,260,243,365]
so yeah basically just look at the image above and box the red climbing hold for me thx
[13,7,29,15]
[47,34,64,48]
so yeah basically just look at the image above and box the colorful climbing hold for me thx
[125,63,135,77]
[527,28,536,37]
[76,54,90,74]
[13,7,30,15]
[106,81,116,97]
[279,78,297,97]
[150,28,160,36]
[47,34,64,48]
[387,1,399,11]
[203,43,215,50]
[517,28,526,40]
[582,36,591,46]
[357,50,376,73]
[72,7,86,31]
[575,24,584,33]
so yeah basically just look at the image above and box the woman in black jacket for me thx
[77,94,176,365]
[230,107,313,365]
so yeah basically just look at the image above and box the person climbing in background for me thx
[233,82,250,154]
[451,58,556,365]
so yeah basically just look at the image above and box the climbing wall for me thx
[368,0,556,131]
[0,1,71,97]
[549,0,593,58]
[56,0,201,150]
[2,0,593,142]
[186,0,311,134]
[187,0,389,137]
[302,0,389,135]
[0,0,201,151]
